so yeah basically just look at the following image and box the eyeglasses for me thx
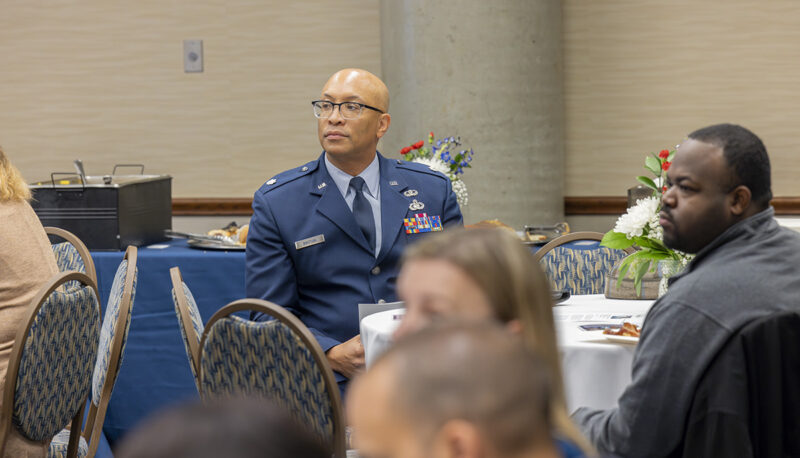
[311,100,384,120]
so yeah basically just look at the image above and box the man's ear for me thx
[376,113,391,139]
[434,419,485,458]
[729,185,752,216]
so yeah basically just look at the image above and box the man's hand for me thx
[326,335,365,379]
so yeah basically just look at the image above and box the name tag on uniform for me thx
[295,234,325,250]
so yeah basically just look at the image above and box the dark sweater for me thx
[573,207,800,457]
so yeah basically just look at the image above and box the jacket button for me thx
[371,266,381,275]
[378,299,386,304]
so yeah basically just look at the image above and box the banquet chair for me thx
[0,271,100,458]
[45,226,98,288]
[199,299,346,457]
[49,246,138,458]
[677,310,800,458]
[170,266,204,392]
[535,231,632,295]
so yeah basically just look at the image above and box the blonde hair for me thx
[402,228,593,454]
[0,146,32,201]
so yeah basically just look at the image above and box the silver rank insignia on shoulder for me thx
[389,180,398,186]
[267,178,277,185]
[317,182,327,190]
[295,234,325,250]
[409,199,425,211]
[403,189,418,197]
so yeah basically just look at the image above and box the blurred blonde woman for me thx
[394,227,592,456]
[0,146,59,457]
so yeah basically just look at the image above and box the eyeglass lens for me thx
[313,101,363,119]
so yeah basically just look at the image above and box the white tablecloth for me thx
[360,294,654,412]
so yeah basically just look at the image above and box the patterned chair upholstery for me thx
[49,246,138,458]
[200,300,346,457]
[170,266,204,392]
[0,272,100,458]
[45,227,97,290]
[536,232,631,295]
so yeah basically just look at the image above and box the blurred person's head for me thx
[394,228,591,453]
[0,145,32,202]
[661,123,771,254]
[116,397,331,458]
[395,228,553,347]
[349,322,559,458]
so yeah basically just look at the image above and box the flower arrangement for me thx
[400,132,474,207]
[600,148,693,296]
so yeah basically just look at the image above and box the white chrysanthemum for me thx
[412,157,450,176]
[613,196,660,239]
[411,157,468,207]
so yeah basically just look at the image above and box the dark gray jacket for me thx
[573,207,800,457]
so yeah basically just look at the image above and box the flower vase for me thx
[657,259,683,297]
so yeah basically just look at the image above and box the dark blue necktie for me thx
[349,176,376,252]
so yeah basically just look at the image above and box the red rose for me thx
[662,161,671,171]
[429,131,434,138]
[413,141,424,149]
[659,149,670,159]
[662,185,667,192]
[400,146,412,155]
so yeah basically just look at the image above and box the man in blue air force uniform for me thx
[246,68,463,386]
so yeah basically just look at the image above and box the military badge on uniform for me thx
[389,180,399,186]
[267,178,277,185]
[403,189,418,197]
[404,213,443,234]
[409,199,425,211]
[317,182,327,190]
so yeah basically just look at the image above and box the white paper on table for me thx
[358,301,404,324]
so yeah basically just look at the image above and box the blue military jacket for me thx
[245,152,463,353]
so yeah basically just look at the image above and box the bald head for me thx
[348,322,556,458]
[323,68,389,112]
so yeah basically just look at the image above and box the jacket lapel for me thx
[377,155,409,263]
[310,154,372,253]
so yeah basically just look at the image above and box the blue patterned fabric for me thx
[539,240,629,295]
[48,428,89,458]
[92,259,137,405]
[201,316,335,444]
[13,284,100,441]
[171,282,203,391]
[51,242,87,291]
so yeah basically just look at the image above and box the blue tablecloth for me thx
[91,239,246,448]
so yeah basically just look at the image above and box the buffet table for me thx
[91,239,246,446]
[360,294,655,412]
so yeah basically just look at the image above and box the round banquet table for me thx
[360,294,655,412]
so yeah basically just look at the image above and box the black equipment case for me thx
[30,169,172,251]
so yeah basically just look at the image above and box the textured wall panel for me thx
[0,0,380,197]
[563,1,800,196]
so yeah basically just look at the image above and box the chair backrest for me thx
[0,271,100,457]
[535,231,632,295]
[170,266,204,392]
[679,310,800,458]
[199,300,346,457]
[84,245,137,458]
[45,226,98,287]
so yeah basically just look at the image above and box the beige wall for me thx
[563,0,800,197]
[4,1,800,201]
[0,0,380,198]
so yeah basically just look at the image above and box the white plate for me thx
[603,334,639,344]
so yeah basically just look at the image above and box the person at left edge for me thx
[245,68,463,387]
